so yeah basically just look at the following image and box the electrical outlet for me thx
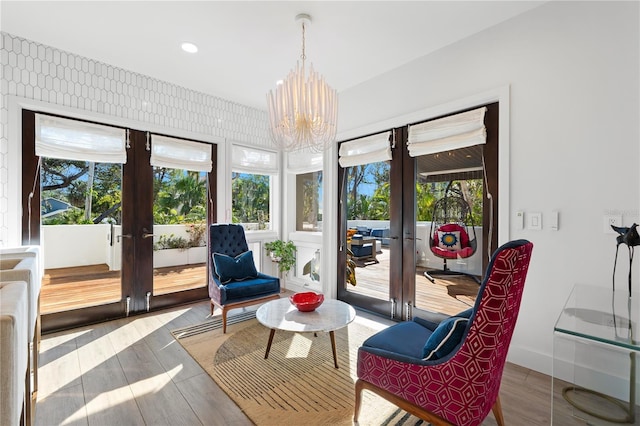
[604,215,622,233]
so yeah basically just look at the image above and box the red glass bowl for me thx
[289,292,324,312]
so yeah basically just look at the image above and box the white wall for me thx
[336,1,639,376]
[42,224,110,268]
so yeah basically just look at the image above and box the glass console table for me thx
[554,284,640,424]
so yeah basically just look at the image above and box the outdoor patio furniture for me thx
[355,239,533,426]
[348,234,378,265]
[355,226,371,236]
[371,228,390,248]
[208,224,281,333]
[426,181,479,284]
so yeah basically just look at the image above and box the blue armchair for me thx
[209,224,280,333]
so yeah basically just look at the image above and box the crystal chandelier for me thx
[267,14,338,153]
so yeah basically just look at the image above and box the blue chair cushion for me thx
[351,244,373,257]
[213,250,258,284]
[217,272,279,304]
[422,316,468,360]
[362,321,432,359]
[371,228,389,238]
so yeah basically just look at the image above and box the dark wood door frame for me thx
[336,129,404,319]
[337,103,499,320]
[21,110,214,333]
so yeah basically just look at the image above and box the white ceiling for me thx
[1,1,544,110]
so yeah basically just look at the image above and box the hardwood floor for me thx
[36,299,594,426]
[41,248,478,317]
[347,247,480,316]
[41,263,207,314]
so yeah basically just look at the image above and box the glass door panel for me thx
[337,104,498,322]
[344,161,391,301]
[39,158,124,314]
[152,168,208,296]
[24,112,216,332]
[338,157,400,318]
[413,147,484,316]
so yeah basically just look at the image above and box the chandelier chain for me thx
[300,20,306,63]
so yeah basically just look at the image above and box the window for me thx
[296,171,322,231]
[231,144,278,231]
[232,172,271,230]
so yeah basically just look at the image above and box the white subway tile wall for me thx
[0,32,272,244]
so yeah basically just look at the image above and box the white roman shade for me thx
[231,144,278,174]
[150,135,212,172]
[35,114,127,163]
[407,107,487,157]
[287,149,323,173]
[338,131,392,168]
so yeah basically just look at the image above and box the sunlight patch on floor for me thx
[285,333,313,358]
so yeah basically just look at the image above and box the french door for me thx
[337,103,498,321]
[21,110,215,332]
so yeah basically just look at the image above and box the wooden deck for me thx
[41,263,207,314]
[347,247,479,316]
[41,248,478,316]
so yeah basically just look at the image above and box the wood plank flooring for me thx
[41,263,207,314]
[36,299,597,426]
[40,248,477,317]
[347,247,480,316]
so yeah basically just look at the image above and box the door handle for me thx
[117,234,132,242]
[142,228,155,239]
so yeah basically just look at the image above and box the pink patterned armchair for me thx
[355,239,533,426]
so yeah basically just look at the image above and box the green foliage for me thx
[299,171,322,229]
[42,208,93,225]
[416,182,437,221]
[153,234,189,251]
[264,240,296,273]
[153,169,206,224]
[186,222,206,247]
[41,160,123,224]
[232,172,270,229]
[343,159,483,224]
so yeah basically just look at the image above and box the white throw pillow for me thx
[437,230,462,251]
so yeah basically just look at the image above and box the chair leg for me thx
[492,396,505,426]
[222,307,228,334]
[354,379,364,422]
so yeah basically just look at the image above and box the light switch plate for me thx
[550,210,559,231]
[516,211,524,230]
[528,212,542,230]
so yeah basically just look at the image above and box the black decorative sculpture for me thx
[612,223,640,297]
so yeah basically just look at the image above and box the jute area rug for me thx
[172,312,425,426]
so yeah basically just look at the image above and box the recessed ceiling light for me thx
[181,42,198,53]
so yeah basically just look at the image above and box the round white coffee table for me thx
[256,297,356,368]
